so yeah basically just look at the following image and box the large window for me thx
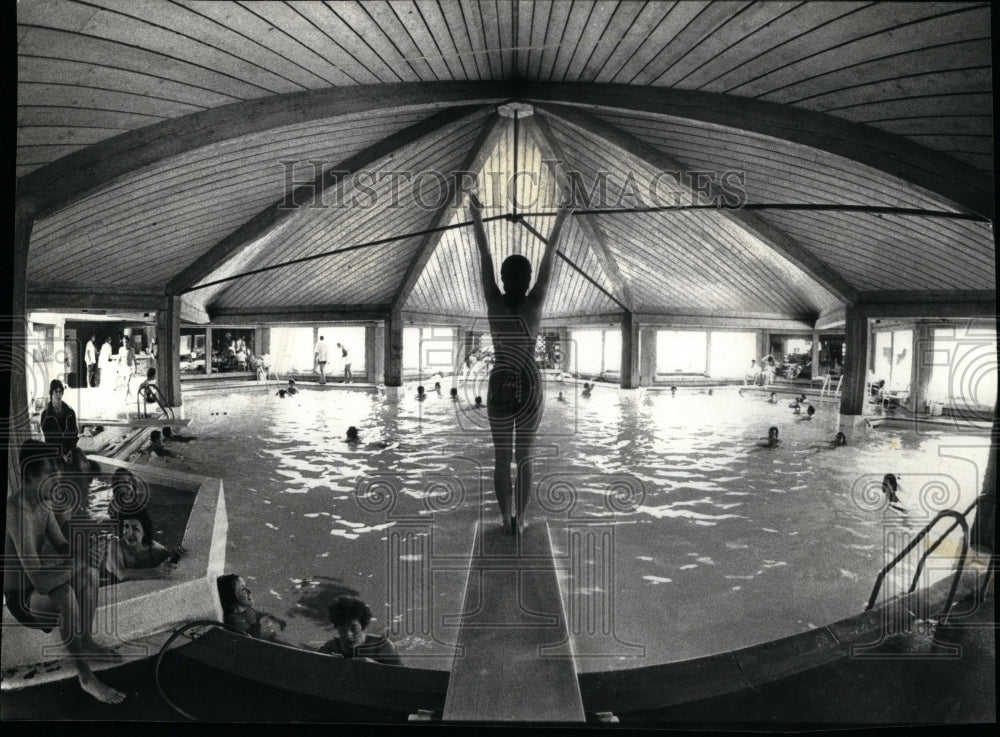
[568,328,621,376]
[404,326,455,374]
[212,328,256,373]
[316,326,366,373]
[656,330,707,375]
[927,326,997,410]
[873,328,912,391]
[709,331,757,379]
[179,328,207,374]
[270,327,314,374]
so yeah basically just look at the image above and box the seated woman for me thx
[137,368,171,419]
[319,595,401,665]
[102,509,183,583]
[217,573,287,641]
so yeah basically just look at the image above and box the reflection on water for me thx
[141,383,989,670]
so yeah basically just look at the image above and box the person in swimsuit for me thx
[217,573,287,641]
[102,509,183,583]
[319,595,401,665]
[470,191,569,535]
[5,440,125,704]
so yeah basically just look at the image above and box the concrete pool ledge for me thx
[1,458,227,674]
[579,567,988,715]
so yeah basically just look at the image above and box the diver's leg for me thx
[487,407,515,533]
[513,399,543,533]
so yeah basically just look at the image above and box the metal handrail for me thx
[909,497,982,593]
[865,507,973,619]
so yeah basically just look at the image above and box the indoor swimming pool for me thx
[136,382,989,672]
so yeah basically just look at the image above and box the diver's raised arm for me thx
[469,192,501,301]
[527,206,570,306]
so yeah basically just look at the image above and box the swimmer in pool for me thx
[162,426,195,443]
[148,430,179,458]
[473,395,484,409]
[276,379,298,398]
[450,387,459,401]
[768,392,777,404]
[470,190,569,535]
[670,386,677,397]
[805,431,848,453]
[557,391,566,402]
[581,382,592,397]
[416,385,426,401]
[882,473,905,506]
[757,426,780,448]
[217,574,288,642]
[434,381,442,394]
[797,405,816,421]
[344,426,389,450]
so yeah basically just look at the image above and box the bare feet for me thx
[79,673,126,703]
[82,640,122,662]
[500,515,514,536]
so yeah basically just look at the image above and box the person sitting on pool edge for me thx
[319,595,402,666]
[162,426,195,443]
[137,368,170,418]
[217,573,287,641]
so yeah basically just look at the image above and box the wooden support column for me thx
[620,312,639,389]
[811,333,821,377]
[912,323,934,414]
[454,327,469,380]
[639,327,657,386]
[756,331,768,362]
[156,296,182,408]
[705,331,713,378]
[384,309,403,388]
[204,327,213,375]
[258,324,270,356]
[8,205,34,497]
[840,305,869,418]
[364,326,378,383]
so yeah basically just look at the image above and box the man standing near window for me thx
[337,342,352,383]
[85,334,97,388]
[314,335,329,385]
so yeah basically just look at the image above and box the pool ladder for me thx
[865,496,993,623]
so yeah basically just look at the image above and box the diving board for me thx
[443,521,584,722]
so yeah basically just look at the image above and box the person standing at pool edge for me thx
[337,342,352,383]
[314,335,329,385]
[470,191,569,535]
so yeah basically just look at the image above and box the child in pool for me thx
[217,573,287,642]
[319,595,401,665]
[416,385,426,401]
[450,387,459,400]
[557,391,566,402]
[162,426,195,443]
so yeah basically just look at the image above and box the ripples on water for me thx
[157,383,987,669]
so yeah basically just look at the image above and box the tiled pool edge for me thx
[1,458,226,671]
[579,563,990,714]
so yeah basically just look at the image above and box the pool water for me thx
[134,383,989,672]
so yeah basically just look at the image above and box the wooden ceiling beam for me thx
[391,114,507,310]
[520,83,994,221]
[18,82,515,220]
[536,103,860,305]
[527,115,634,312]
[169,105,492,296]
